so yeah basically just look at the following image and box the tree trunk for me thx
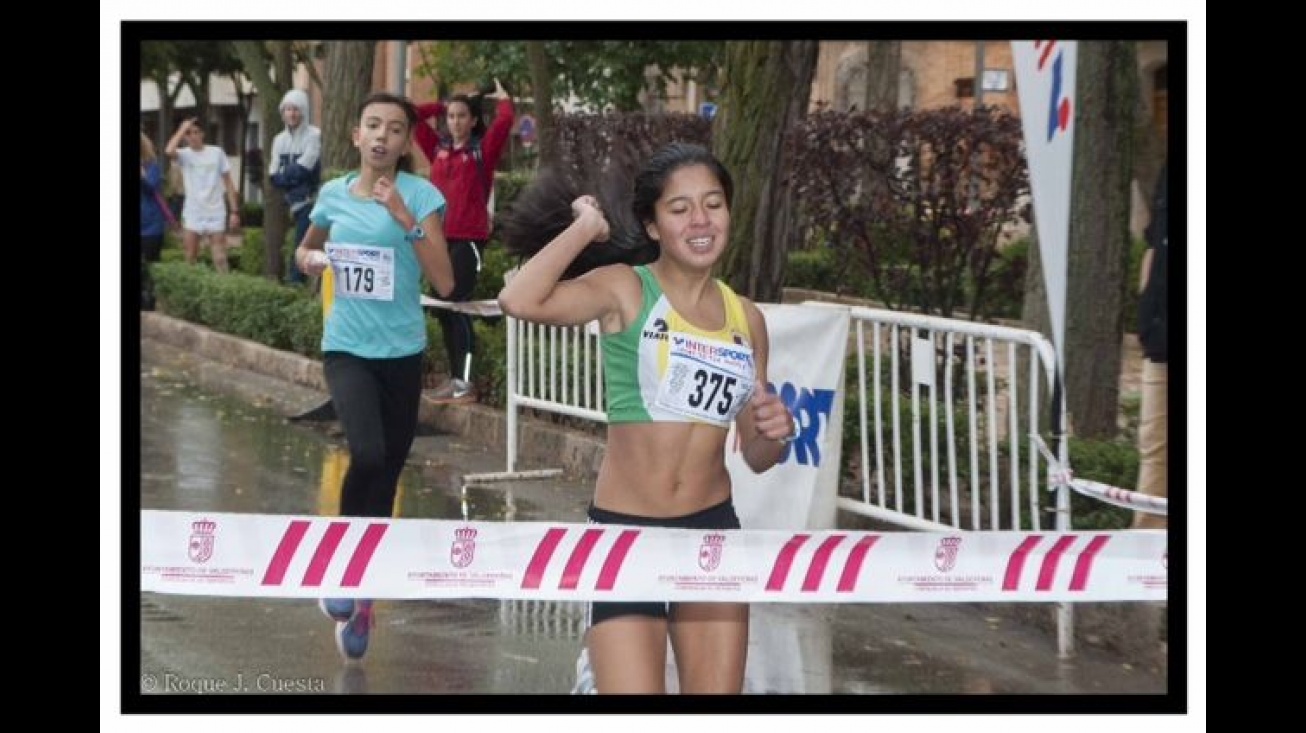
[861,42,900,245]
[188,73,212,129]
[232,72,251,204]
[1021,229,1050,339]
[526,41,557,168]
[715,40,818,302]
[322,41,376,172]
[1019,228,1056,428]
[234,41,292,282]
[1060,41,1139,439]
[863,41,901,113]
[152,71,178,166]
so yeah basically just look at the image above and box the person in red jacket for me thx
[415,78,514,403]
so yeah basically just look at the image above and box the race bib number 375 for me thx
[325,242,395,301]
[654,332,755,426]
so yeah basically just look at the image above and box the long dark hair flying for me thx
[499,142,732,280]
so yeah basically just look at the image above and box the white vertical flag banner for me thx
[1012,40,1077,373]
[727,304,851,530]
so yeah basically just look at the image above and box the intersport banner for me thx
[726,304,850,530]
[1012,40,1077,374]
[141,510,1168,603]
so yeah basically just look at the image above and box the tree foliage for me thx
[140,41,240,153]
[553,113,712,191]
[140,41,189,153]
[413,40,722,113]
[789,106,1029,320]
[232,41,294,282]
[173,41,243,125]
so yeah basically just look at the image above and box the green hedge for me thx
[240,201,264,228]
[152,262,323,356]
[1065,437,1138,529]
[492,170,531,215]
[150,261,507,403]
[234,228,268,277]
[786,250,841,295]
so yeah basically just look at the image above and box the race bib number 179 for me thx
[325,242,395,301]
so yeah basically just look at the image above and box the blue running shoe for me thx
[334,600,373,661]
[319,598,354,622]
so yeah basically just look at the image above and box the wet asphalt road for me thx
[136,365,1167,698]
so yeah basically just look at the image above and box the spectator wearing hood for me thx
[270,88,323,284]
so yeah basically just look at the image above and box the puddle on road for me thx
[141,368,533,522]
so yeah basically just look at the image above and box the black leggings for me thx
[587,500,742,626]
[323,351,424,517]
[431,239,482,381]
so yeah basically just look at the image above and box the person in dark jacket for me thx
[1134,163,1168,530]
[270,88,322,284]
[140,132,170,310]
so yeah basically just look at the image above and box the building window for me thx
[981,69,1010,92]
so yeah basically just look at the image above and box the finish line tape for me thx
[141,510,1167,603]
[1030,434,1168,515]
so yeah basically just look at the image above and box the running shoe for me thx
[319,597,354,622]
[428,378,477,404]
[334,600,374,662]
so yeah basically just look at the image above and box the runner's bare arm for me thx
[498,196,626,328]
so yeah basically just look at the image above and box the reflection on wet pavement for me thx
[138,367,1166,696]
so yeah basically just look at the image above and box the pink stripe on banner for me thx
[836,535,881,592]
[261,520,310,586]
[559,528,605,590]
[1002,535,1043,591]
[1068,535,1111,591]
[595,530,640,591]
[1038,40,1057,69]
[521,528,567,589]
[301,522,349,587]
[765,534,811,591]
[1035,535,1077,591]
[340,523,388,587]
[801,535,847,591]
